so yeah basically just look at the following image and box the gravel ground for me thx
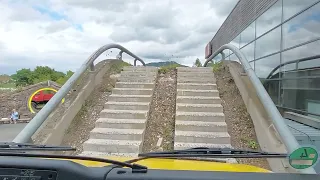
[214,63,271,170]
[142,69,177,153]
[59,63,122,155]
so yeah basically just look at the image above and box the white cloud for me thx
[0,0,237,74]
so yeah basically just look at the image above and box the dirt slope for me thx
[214,63,270,170]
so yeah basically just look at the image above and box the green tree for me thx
[194,58,202,67]
[11,66,74,87]
[32,66,65,82]
[11,68,34,86]
[56,70,74,85]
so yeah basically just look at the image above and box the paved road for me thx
[0,124,27,142]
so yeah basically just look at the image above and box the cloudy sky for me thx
[0,0,238,74]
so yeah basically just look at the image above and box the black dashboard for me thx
[0,156,318,180]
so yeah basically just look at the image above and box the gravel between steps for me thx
[142,70,177,153]
[214,63,271,170]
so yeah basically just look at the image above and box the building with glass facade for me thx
[207,0,320,119]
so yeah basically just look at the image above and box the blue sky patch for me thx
[73,24,84,32]
[33,5,66,21]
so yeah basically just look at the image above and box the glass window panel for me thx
[230,34,240,49]
[282,40,320,73]
[256,0,282,37]
[222,50,230,60]
[255,53,280,79]
[283,0,319,21]
[282,64,296,74]
[240,42,254,61]
[240,22,255,47]
[282,3,320,49]
[255,27,281,59]
[306,100,320,119]
[230,53,238,62]
[298,60,320,71]
[283,68,320,80]
[282,78,320,111]
[263,80,280,105]
[213,53,222,61]
[250,61,255,70]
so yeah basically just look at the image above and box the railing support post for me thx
[90,62,95,71]
[117,51,123,60]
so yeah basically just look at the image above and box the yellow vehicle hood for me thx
[65,156,271,173]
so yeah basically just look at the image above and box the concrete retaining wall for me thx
[33,60,119,145]
[226,61,298,173]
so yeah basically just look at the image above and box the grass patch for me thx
[159,63,181,74]
[241,137,259,149]
[110,61,132,73]
[208,61,223,73]
[0,82,15,88]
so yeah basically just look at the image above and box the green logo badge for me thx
[289,146,319,169]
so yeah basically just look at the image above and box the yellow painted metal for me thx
[53,156,271,173]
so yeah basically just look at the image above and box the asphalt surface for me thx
[0,123,27,142]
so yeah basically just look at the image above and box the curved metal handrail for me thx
[204,52,225,66]
[266,54,320,79]
[13,43,145,143]
[204,44,315,174]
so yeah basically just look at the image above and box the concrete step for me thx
[118,76,155,81]
[105,102,149,110]
[177,89,219,97]
[120,72,157,77]
[83,139,140,153]
[115,82,155,89]
[96,118,146,129]
[90,128,143,141]
[177,78,216,83]
[175,131,230,144]
[176,103,223,112]
[118,77,156,83]
[177,83,217,90]
[177,72,215,77]
[108,95,151,102]
[100,109,147,119]
[177,67,213,72]
[79,151,137,157]
[174,142,232,150]
[123,66,158,72]
[176,96,221,104]
[175,121,227,132]
[176,112,225,122]
[112,88,153,95]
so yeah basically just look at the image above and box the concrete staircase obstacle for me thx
[81,66,157,157]
[174,67,233,152]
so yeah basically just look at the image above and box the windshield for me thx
[0,0,319,176]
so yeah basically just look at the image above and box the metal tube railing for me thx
[266,54,320,79]
[204,44,316,174]
[13,43,145,143]
[205,52,225,65]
